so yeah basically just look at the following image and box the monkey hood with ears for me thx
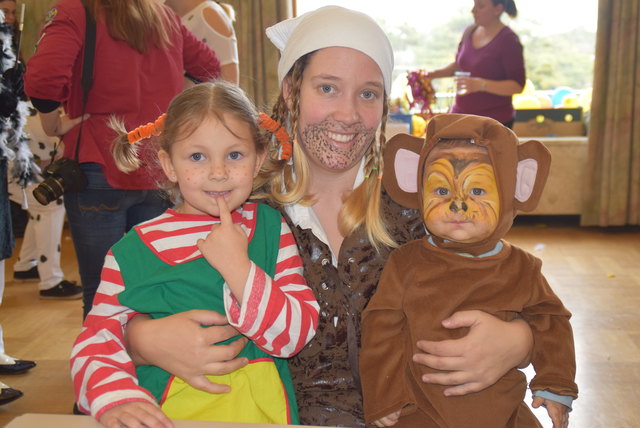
[383,113,551,255]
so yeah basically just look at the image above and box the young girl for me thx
[70,81,319,427]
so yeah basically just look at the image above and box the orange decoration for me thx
[127,113,167,144]
[258,113,293,161]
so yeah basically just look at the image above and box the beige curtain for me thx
[225,0,293,111]
[581,0,640,226]
[19,0,56,62]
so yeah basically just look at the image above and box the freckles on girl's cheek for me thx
[186,169,204,182]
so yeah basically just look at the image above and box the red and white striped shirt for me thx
[70,203,319,419]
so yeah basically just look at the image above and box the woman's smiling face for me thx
[289,47,385,173]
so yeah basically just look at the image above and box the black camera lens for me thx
[32,158,87,205]
[33,177,65,206]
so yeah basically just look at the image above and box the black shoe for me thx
[72,402,88,415]
[0,384,23,406]
[0,359,37,375]
[39,280,82,300]
[13,266,39,282]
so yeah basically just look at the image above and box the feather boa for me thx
[0,15,38,187]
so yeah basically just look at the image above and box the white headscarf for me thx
[265,5,394,94]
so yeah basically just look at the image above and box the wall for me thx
[526,137,588,215]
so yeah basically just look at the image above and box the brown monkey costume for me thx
[360,114,578,427]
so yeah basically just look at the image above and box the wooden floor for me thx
[1,230,82,427]
[0,217,639,427]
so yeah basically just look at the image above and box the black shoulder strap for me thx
[81,1,96,103]
[73,0,96,161]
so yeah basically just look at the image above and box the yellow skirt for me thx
[160,359,290,424]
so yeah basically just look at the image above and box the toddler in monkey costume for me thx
[360,114,578,428]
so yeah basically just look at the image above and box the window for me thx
[296,0,597,115]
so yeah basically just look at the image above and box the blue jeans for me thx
[64,163,171,318]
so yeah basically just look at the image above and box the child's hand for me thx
[532,396,569,428]
[197,196,251,300]
[98,401,173,428]
[373,410,401,427]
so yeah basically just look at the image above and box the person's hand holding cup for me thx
[454,71,471,95]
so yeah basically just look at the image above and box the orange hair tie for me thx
[258,113,293,162]
[127,113,167,144]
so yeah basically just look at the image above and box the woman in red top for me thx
[24,0,221,317]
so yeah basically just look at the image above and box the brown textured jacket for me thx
[274,190,425,427]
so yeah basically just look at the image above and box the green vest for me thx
[113,204,299,423]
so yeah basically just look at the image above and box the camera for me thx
[32,158,87,205]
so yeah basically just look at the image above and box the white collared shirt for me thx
[283,159,366,267]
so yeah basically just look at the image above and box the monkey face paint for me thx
[422,143,500,244]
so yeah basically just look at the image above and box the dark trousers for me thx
[64,163,170,318]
